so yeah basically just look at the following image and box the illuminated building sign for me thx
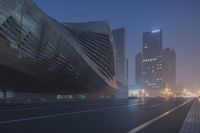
[151,30,160,33]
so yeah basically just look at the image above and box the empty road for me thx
[0,97,193,133]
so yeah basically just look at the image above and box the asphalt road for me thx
[0,97,194,133]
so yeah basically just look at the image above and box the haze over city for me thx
[1,0,200,133]
[34,0,200,92]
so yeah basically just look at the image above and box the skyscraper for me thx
[135,29,176,96]
[163,48,176,90]
[135,52,142,86]
[112,28,128,85]
[112,28,128,98]
[142,29,163,96]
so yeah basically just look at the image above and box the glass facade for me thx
[135,29,176,96]
[112,28,128,85]
[142,30,163,96]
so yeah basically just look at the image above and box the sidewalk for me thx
[179,97,200,133]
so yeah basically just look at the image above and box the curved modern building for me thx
[0,0,117,94]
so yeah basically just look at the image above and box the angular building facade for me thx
[0,0,117,95]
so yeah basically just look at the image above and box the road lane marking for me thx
[149,103,163,108]
[127,99,193,133]
[0,103,145,125]
[0,100,136,113]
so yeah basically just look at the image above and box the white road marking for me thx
[149,103,163,108]
[0,103,145,125]
[127,99,193,133]
[0,101,133,113]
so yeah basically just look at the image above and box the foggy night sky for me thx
[34,0,200,91]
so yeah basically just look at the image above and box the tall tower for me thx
[163,48,176,90]
[142,29,163,96]
[135,29,176,96]
[135,52,142,87]
[112,28,128,85]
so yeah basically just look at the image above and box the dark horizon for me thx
[34,0,200,92]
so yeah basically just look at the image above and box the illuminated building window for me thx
[142,58,157,62]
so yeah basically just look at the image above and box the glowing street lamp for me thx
[138,89,146,97]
